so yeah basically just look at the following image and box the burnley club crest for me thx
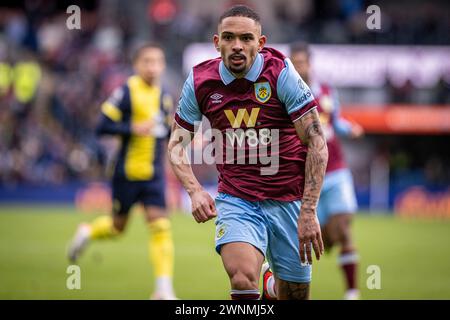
[254,82,271,103]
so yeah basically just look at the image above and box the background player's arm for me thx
[294,108,328,264]
[334,117,364,139]
[331,89,364,139]
[167,122,217,223]
[96,86,130,136]
[97,112,154,136]
[96,111,131,136]
[96,85,154,137]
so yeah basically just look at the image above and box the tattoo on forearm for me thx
[305,119,323,139]
[277,281,310,300]
[299,111,328,213]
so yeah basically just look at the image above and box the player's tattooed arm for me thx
[295,108,329,211]
[168,122,217,223]
[293,108,328,264]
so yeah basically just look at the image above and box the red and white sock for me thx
[230,289,260,300]
[264,274,277,299]
[339,250,359,291]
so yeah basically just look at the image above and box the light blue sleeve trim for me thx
[277,58,315,115]
[176,69,202,125]
[334,118,352,136]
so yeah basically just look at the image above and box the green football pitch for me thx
[0,206,449,300]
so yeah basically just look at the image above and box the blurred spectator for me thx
[431,76,450,105]
[386,78,415,104]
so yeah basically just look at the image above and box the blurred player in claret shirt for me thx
[169,5,328,300]
[67,43,177,300]
[262,42,364,300]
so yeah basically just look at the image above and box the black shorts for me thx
[111,177,166,215]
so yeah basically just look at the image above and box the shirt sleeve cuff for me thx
[289,100,318,123]
[334,118,353,136]
[174,113,195,132]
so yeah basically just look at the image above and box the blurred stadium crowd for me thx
[0,0,448,212]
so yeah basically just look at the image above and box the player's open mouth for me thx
[230,55,245,64]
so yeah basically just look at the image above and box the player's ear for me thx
[258,35,267,52]
[213,34,220,52]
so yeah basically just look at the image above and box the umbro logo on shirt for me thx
[210,93,223,104]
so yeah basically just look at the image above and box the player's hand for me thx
[190,189,217,223]
[298,210,324,265]
[350,123,364,139]
[132,120,154,136]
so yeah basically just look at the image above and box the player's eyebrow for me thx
[221,31,255,38]
[240,33,255,38]
[221,31,235,36]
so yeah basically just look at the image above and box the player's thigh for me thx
[214,193,268,255]
[220,242,265,288]
[326,213,353,242]
[317,185,331,227]
[214,193,268,283]
[320,169,358,224]
[320,224,334,251]
[326,170,358,218]
[138,179,167,222]
[111,179,139,230]
[317,188,334,248]
[261,200,312,284]
[325,176,357,240]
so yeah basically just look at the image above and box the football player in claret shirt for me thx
[68,43,177,300]
[168,5,328,300]
[262,42,364,300]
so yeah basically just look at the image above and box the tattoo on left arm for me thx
[294,109,328,214]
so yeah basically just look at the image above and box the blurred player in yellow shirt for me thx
[68,43,176,300]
